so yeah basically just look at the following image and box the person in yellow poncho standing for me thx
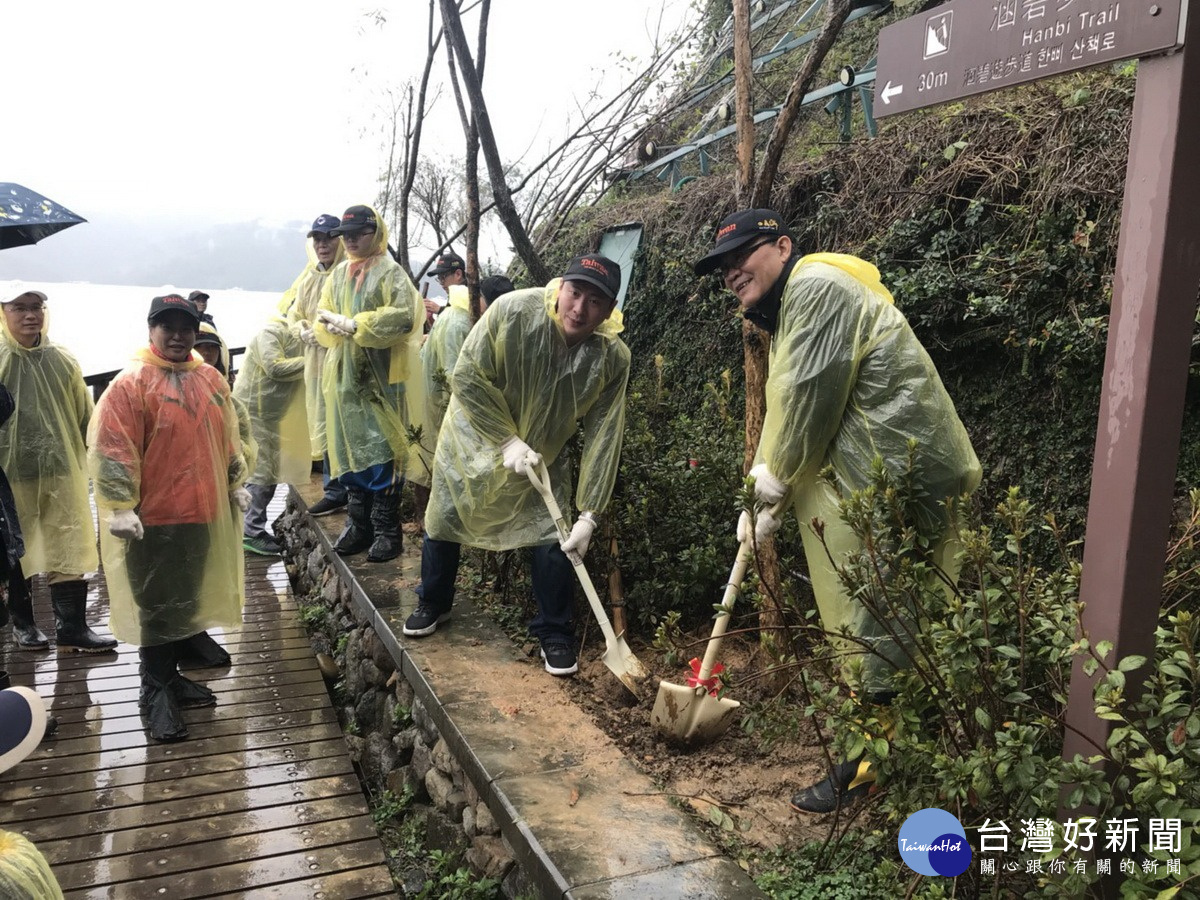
[693,209,982,814]
[286,214,347,517]
[404,255,630,680]
[234,308,309,556]
[0,283,117,654]
[89,294,250,743]
[315,205,424,563]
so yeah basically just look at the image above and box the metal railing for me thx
[83,346,246,402]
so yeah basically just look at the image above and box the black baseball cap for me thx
[562,254,621,302]
[308,213,341,237]
[429,252,465,276]
[193,330,223,347]
[148,294,201,325]
[330,205,377,236]
[693,208,788,276]
[186,290,210,304]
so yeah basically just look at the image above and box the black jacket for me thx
[0,382,25,577]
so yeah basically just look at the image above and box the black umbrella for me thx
[0,183,86,250]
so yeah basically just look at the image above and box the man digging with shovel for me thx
[694,209,981,813]
[403,255,630,680]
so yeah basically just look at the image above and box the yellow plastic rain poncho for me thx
[315,209,427,483]
[88,349,247,645]
[0,830,64,900]
[758,254,981,688]
[426,281,630,550]
[284,236,345,459]
[233,317,309,485]
[0,309,97,577]
[421,283,472,440]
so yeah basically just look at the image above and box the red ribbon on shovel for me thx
[686,657,725,697]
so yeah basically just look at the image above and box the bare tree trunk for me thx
[750,0,853,207]
[438,0,550,284]
[732,0,755,200]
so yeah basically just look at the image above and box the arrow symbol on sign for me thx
[881,81,904,104]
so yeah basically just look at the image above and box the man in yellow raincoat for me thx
[89,294,250,742]
[694,209,981,813]
[316,205,425,563]
[404,255,629,679]
[234,307,309,556]
[285,214,347,516]
[0,283,117,653]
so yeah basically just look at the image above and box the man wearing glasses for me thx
[694,208,980,814]
[286,214,347,517]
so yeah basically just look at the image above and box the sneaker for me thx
[539,640,578,676]
[308,496,347,517]
[243,534,284,556]
[402,604,450,637]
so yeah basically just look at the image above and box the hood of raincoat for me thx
[446,283,470,314]
[344,205,389,262]
[0,299,50,351]
[195,322,231,377]
[545,278,624,339]
[279,236,347,317]
[0,313,97,577]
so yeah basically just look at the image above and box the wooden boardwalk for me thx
[0,527,395,897]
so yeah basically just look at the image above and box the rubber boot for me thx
[51,580,118,653]
[176,630,231,669]
[367,486,402,563]
[334,488,374,556]
[789,691,896,814]
[138,643,189,742]
[8,573,48,650]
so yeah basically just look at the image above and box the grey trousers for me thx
[243,482,277,539]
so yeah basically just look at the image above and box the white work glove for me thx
[749,463,787,505]
[500,436,541,475]
[736,507,782,544]
[560,514,596,559]
[318,310,357,336]
[231,487,252,513]
[109,509,144,541]
[299,323,318,347]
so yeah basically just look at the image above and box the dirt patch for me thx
[539,630,838,857]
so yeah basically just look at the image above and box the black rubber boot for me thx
[176,630,231,669]
[8,572,48,650]
[366,486,402,563]
[138,643,189,742]
[789,757,874,813]
[51,580,118,653]
[334,488,374,556]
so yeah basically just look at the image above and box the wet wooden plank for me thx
[215,865,397,899]
[52,815,380,889]
[63,840,392,899]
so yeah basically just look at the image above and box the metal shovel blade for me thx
[651,680,741,744]
[603,636,649,696]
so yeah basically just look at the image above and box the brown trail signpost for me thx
[876,0,1197,889]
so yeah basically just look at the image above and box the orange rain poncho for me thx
[284,235,345,459]
[315,207,428,483]
[425,281,630,550]
[0,306,97,577]
[88,348,247,645]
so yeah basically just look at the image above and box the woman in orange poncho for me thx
[88,294,250,743]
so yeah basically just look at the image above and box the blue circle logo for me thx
[898,808,972,877]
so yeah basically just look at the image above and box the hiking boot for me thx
[176,631,231,669]
[789,757,874,814]
[51,580,118,653]
[539,639,578,676]
[402,604,450,637]
[308,496,347,517]
[243,534,284,556]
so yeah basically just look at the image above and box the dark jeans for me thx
[125,523,210,646]
[322,455,347,504]
[416,535,575,642]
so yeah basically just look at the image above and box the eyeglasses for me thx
[5,303,45,315]
[717,237,778,275]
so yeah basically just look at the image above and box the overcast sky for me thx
[3,0,689,274]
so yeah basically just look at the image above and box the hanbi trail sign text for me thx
[875,0,1187,117]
